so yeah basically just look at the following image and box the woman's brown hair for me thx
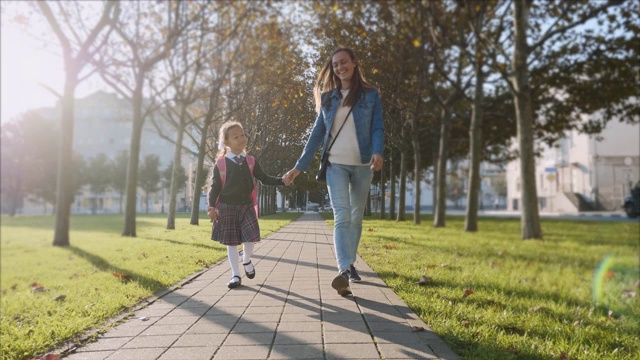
[314,47,377,112]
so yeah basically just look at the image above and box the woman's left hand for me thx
[370,154,383,171]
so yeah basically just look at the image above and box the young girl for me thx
[208,121,289,289]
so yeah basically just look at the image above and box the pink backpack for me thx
[215,155,259,217]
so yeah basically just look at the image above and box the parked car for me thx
[622,181,640,218]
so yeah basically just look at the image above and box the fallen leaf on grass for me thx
[411,326,425,332]
[621,290,637,298]
[367,228,375,232]
[112,272,129,281]
[10,284,18,290]
[32,286,47,293]
[605,271,615,279]
[559,352,569,360]
[462,321,471,327]
[607,310,621,319]
[463,289,474,298]
[417,275,432,286]
[425,264,437,270]
[383,244,397,249]
[53,295,66,301]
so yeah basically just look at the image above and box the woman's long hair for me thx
[314,47,377,112]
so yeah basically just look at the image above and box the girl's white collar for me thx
[226,151,246,160]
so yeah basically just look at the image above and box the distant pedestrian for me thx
[208,121,292,289]
[494,198,499,210]
[284,47,384,296]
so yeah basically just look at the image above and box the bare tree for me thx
[35,1,118,246]
[95,1,202,236]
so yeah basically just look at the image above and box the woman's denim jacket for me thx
[294,87,384,171]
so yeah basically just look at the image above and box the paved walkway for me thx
[65,213,460,360]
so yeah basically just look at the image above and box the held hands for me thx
[283,169,301,185]
[282,175,294,186]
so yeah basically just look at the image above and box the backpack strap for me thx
[215,155,259,218]
[246,156,259,218]
[214,157,227,207]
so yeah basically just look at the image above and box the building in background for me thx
[506,120,639,213]
[20,91,195,215]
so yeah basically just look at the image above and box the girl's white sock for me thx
[242,242,254,263]
[242,242,255,273]
[227,245,241,277]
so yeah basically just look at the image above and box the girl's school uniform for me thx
[209,153,283,246]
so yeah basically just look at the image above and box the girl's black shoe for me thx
[227,275,241,289]
[243,261,255,279]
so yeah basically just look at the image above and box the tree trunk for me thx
[464,31,485,232]
[397,149,407,221]
[412,135,421,225]
[513,0,542,239]
[122,79,145,237]
[379,162,386,219]
[389,148,396,220]
[53,73,77,247]
[433,107,451,228]
[166,121,185,230]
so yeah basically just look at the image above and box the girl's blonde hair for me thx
[215,121,244,160]
[314,47,377,112]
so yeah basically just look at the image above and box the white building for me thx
[22,91,194,215]
[506,120,640,213]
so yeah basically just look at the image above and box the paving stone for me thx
[223,332,275,346]
[212,345,270,359]
[172,333,227,347]
[65,351,113,360]
[75,337,131,352]
[122,334,179,348]
[324,342,380,359]
[324,330,373,344]
[377,342,438,359]
[273,330,322,345]
[269,344,324,359]
[158,346,217,360]
[104,347,165,360]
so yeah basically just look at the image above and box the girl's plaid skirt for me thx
[211,203,260,246]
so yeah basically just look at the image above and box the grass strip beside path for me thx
[324,213,639,360]
[0,212,301,360]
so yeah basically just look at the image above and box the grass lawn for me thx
[324,213,639,360]
[0,211,301,360]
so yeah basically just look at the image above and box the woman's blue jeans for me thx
[326,164,373,272]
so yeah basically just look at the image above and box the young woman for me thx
[209,121,290,288]
[285,47,384,296]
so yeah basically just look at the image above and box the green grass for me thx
[0,212,301,360]
[324,213,640,360]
